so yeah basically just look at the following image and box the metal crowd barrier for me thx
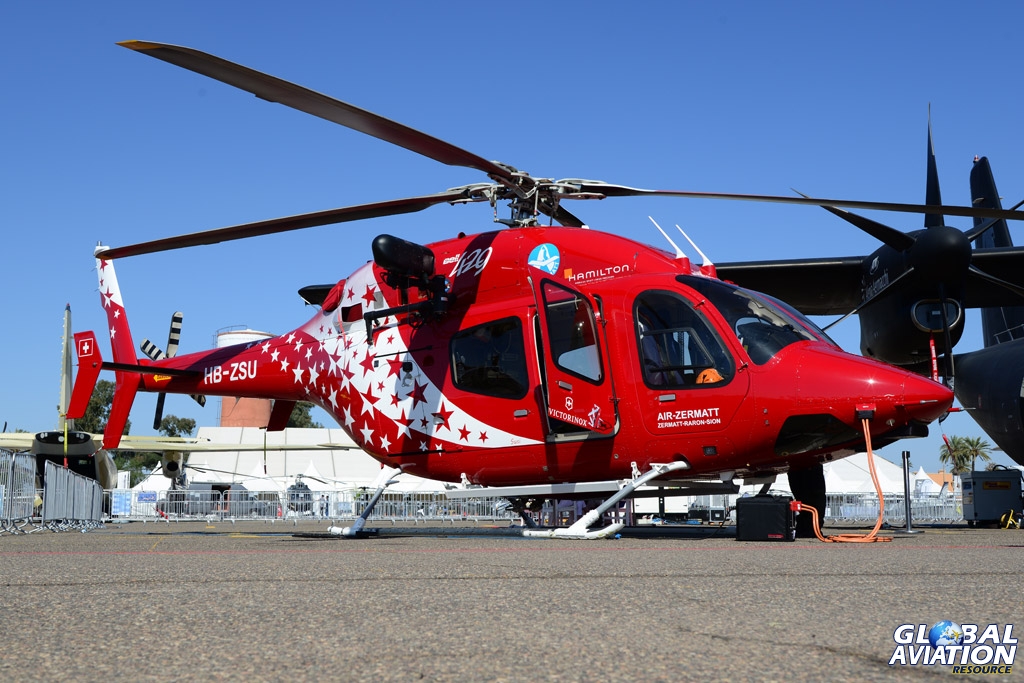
[4,460,969,530]
[100,488,520,524]
[1,452,103,534]
[0,451,39,534]
[89,488,975,526]
[40,460,104,531]
[823,493,962,525]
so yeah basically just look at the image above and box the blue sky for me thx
[3,1,1023,474]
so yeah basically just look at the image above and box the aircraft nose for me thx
[896,371,954,424]
[792,345,953,429]
[756,344,953,462]
[832,353,953,428]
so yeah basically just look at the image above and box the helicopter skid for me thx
[520,461,690,539]
[521,521,626,540]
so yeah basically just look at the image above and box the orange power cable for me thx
[797,418,892,543]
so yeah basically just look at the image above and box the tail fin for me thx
[924,110,944,229]
[94,251,141,448]
[67,331,102,421]
[970,157,1024,347]
[58,304,74,431]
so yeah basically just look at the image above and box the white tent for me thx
[180,427,448,493]
[913,465,944,495]
[742,452,914,497]
[238,462,285,492]
[821,452,907,494]
[133,464,172,492]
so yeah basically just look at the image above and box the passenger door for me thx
[633,289,749,437]
[531,277,616,434]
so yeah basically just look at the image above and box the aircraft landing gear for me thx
[505,498,541,528]
[788,463,826,538]
[327,467,405,537]
[522,461,691,540]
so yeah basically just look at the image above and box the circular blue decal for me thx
[528,243,560,275]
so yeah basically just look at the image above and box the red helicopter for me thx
[68,41,1017,537]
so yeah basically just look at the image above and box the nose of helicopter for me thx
[793,344,954,429]
[895,368,955,424]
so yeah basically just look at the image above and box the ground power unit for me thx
[961,470,1023,525]
[735,494,796,541]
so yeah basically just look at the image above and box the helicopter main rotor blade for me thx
[965,198,1024,242]
[566,181,1024,222]
[119,40,514,183]
[97,189,471,259]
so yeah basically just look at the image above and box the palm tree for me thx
[938,435,970,476]
[960,436,993,472]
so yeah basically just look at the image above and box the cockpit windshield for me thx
[762,294,839,347]
[679,276,823,365]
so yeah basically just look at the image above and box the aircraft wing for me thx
[113,435,360,453]
[963,247,1024,308]
[0,433,35,451]
[718,248,1024,315]
[715,256,865,316]
[0,433,358,453]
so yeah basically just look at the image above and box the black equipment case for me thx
[735,495,796,542]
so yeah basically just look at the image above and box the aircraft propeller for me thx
[814,117,1024,381]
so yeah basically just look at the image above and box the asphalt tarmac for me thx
[0,521,1020,682]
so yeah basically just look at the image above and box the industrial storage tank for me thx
[216,327,274,428]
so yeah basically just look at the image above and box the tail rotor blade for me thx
[140,338,166,361]
[144,312,206,427]
[165,312,183,358]
[153,393,167,430]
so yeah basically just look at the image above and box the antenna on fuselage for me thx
[675,224,716,278]
[648,216,687,259]
[675,225,712,267]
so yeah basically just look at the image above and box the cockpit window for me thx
[451,317,529,399]
[635,290,733,387]
[679,276,817,365]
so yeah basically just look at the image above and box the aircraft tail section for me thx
[970,157,1024,347]
[97,253,139,364]
[93,253,142,448]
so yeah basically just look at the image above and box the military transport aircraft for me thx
[64,41,1024,537]
[716,121,1024,467]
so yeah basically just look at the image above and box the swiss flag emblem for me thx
[77,337,94,358]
